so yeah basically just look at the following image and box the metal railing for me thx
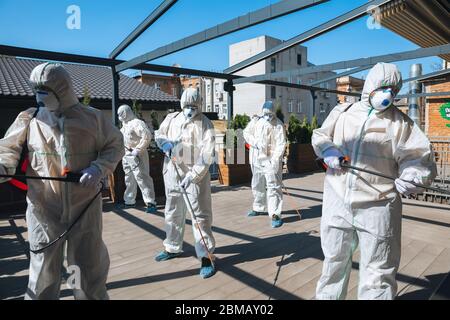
[415,137,450,205]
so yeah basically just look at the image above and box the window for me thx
[215,105,219,113]
[207,84,211,94]
[154,83,161,90]
[320,103,325,113]
[297,101,303,113]
[288,101,293,113]
[215,83,220,92]
[297,54,302,66]
[270,86,276,99]
[207,105,211,112]
[172,87,177,97]
[297,77,302,85]
[270,58,276,73]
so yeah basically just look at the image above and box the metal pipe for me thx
[408,63,422,127]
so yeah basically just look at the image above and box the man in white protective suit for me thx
[117,104,157,213]
[312,62,437,300]
[0,63,124,299]
[154,88,216,279]
[243,101,287,228]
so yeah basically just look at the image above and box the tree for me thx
[132,100,143,119]
[150,111,160,130]
[275,100,285,123]
[287,114,318,144]
[231,114,250,130]
[82,85,91,106]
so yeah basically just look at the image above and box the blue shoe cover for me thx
[247,210,259,217]
[122,203,136,209]
[155,251,181,262]
[146,204,157,214]
[247,210,267,217]
[271,216,283,228]
[200,258,216,279]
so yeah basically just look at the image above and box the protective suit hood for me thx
[361,63,402,108]
[118,104,137,123]
[29,63,79,112]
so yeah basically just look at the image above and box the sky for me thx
[0,0,443,92]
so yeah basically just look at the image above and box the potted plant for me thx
[218,114,253,186]
[286,115,320,174]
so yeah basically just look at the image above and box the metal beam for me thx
[109,0,178,59]
[310,65,374,86]
[253,79,361,97]
[0,44,234,79]
[233,44,450,85]
[404,68,450,83]
[115,0,329,72]
[225,0,393,74]
[397,91,450,99]
[0,44,358,97]
[0,44,115,67]
[111,67,120,126]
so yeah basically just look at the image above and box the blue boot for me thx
[271,215,283,228]
[155,251,182,262]
[146,203,157,214]
[247,210,267,217]
[200,258,216,279]
[121,203,136,209]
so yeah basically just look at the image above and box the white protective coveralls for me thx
[118,105,156,206]
[312,63,437,300]
[0,63,124,300]
[155,89,216,259]
[243,106,287,218]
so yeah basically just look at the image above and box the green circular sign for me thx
[439,103,450,128]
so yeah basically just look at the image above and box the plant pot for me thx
[113,151,166,205]
[287,143,320,174]
[218,148,252,186]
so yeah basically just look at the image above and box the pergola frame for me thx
[0,0,448,127]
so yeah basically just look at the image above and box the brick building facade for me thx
[423,73,450,138]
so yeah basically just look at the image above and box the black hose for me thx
[30,182,105,254]
[339,158,450,196]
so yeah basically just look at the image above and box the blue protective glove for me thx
[79,166,102,188]
[323,147,343,171]
[161,141,174,155]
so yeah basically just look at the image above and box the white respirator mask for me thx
[369,88,394,111]
[263,112,274,122]
[118,111,127,123]
[36,90,60,111]
[183,106,199,120]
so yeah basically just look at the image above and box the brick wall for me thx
[426,81,450,138]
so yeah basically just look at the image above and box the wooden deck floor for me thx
[1,172,450,300]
